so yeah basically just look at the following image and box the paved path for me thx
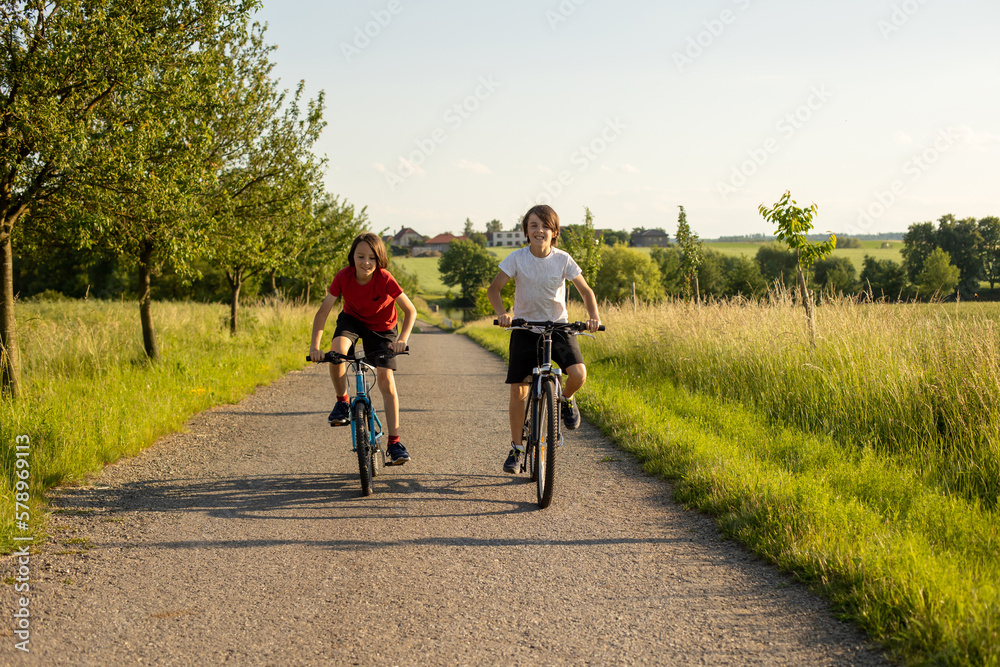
[3,323,887,665]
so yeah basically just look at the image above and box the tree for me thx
[860,256,907,301]
[560,207,603,298]
[463,218,475,238]
[936,214,983,297]
[722,254,767,299]
[293,194,368,303]
[758,191,836,345]
[438,239,496,304]
[486,219,503,234]
[649,246,686,297]
[0,0,254,396]
[755,243,798,290]
[675,206,703,301]
[916,248,960,299]
[602,229,630,246]
[901,221,937,283]
[811,256,857,296]
[593,245,663,303]
[979,216,1000,290]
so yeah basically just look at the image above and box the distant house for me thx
[423,233,467,253]
[389,227,425,248]
[487,229,526,248]
[631,229,670,247]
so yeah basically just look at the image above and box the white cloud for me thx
[895,131,914,145]
[955,125,1000,151]
[457,159,492,174]
[620,163,640,174]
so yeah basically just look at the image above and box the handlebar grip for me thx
[598,325,606,331]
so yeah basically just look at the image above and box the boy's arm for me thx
[310,293,338,360]
[571,274,601,332]
[486,270,511,326]
[393,292,417,353]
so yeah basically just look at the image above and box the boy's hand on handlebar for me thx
[391,339,408,354]
[585,318,601,333]
[496,313,512,328]
[309,348,325,362]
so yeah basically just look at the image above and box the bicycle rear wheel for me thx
[353,402,374,496]
[534,378,557,508]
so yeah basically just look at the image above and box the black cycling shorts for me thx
[332,312,399,370]
[505,328,584,384]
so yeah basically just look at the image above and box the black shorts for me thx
[332,312,399,370]
[505,328,584,384]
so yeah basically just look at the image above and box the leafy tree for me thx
[438,239,496,304]
[722,254,767,299]
[694,249,726,298]
[649,246,686,297]
[560,207,603,298]
[0,0,254,396]
[978,216,1000,290]
[486,219,503,234]
[675,205,703,301]
[473,280,514,317]
[602,229,630,246]
[469,232,488,247]
[755,243,798,288]
[837,237,864,249]
[593,245,663,303]
[811,256,857,296]
[936,215,983,297]
[463,218,475,238]
[758,191,836,345]
[203,23,327,334]
[916,248,960,299]
[901,221,937,283]
[860,256,907,301]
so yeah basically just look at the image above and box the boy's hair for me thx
[521,204,560,247]
[348,232,390,269]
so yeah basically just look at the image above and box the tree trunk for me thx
[797,265,816,347]
[693,274,701,304]
[227,269,243,336]
[138,240,159,361]
[0,235,21,399]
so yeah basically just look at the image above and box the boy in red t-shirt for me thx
[309,233,417,464]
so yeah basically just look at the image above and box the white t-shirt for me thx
[498,246,582,323]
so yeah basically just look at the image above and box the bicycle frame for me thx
[346,357,384,456]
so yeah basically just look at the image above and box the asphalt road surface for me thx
[2,322,888,665]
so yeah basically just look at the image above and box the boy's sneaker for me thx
[561,395,581,430]
[503,448,521,474]
[328,401,350,426]
[387,442,411,465]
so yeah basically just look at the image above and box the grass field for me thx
[0,298,316,552]
[702,239,904,272]
[463,298,1000,666]
[394,247,513,298]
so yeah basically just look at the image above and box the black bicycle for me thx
[308,348,406,496]
[496,318,604,508]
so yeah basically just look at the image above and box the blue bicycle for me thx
[309,348,406,496]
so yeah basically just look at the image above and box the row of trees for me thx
[2,1,365,398]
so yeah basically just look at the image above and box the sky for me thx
[251,0,1000,240]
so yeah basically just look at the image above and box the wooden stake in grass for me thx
[758,191,836,345]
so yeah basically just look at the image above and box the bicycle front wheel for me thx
[535,378,557,508]
[523,394,537,481]
[353,402,374,496]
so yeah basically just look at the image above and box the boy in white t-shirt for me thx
[486,205,602,473]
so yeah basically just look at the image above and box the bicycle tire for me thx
[522,394,537,481]
[354,402,374,496]
[535,378,557,508]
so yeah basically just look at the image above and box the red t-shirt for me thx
[328,266,403,331]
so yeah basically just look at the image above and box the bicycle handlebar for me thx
[493,318,605,332]
[307,347,409,364]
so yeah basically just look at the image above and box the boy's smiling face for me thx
[353,241,378,282]
[525,213,557,257]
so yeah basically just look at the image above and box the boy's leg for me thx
[561,362,587,399]
[509,382,530,446]
[376,368,399,436]
[328,335,352,397]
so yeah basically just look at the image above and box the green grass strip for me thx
[463,321,1000,666]
[1,299,315,552]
